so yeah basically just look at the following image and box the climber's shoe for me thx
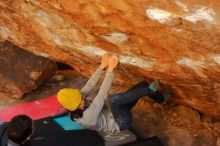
[148,80,161,92]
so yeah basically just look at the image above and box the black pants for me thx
[109,81,165,130]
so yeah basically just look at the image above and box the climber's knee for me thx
[109,94,121,107]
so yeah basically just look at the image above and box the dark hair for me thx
[7,115,33,144]
[69,109,84,121]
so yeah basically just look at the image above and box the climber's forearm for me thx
[81,67,105,97]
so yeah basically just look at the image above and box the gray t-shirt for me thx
[7,140,20,146]
[74,67,120,133]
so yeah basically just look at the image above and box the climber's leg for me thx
[109,80,163,109]
[126,81,150,92]
[109,80,170,130]
[110,104,132,130]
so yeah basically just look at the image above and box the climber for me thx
[0,115,34,146]
[57,53,172,133]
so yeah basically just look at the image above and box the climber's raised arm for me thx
[81,53,112,97]
[80,56,119,125]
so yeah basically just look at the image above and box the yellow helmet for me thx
[57,88,82,111]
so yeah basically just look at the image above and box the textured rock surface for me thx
[131,99,217,146]
[0,0,220,117]
[217,137,220,146]
[0,40,57,98]
[214,122,220,135]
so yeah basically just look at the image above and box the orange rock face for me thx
[0,0,220,117]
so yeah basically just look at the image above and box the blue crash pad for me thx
[53,115,84,131]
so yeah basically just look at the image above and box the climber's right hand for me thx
[100,53,112,70]
[108,55,119,72]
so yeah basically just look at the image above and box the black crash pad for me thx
[23,116,163,146]
[122,137,163,146]
[24,117,104,146]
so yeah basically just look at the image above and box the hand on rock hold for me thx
[100,53,112,70]
[108,55,119,72]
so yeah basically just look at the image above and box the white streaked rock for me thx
[120,55,155,69]
[175,0,189,12]
[210,54,220,65]
[33,50,49,58]
[35,11,53,27]
[176,57,206,68]
[146,5,216,25]
[176,57,207,77]
[102,32,128,44]
[0,26,17,41]
[49,32,63,46]
[78,45,155,70]
[0,26,11,38]
[78,45,107,57]
[146,7,175,24]
[184,6,216,24]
